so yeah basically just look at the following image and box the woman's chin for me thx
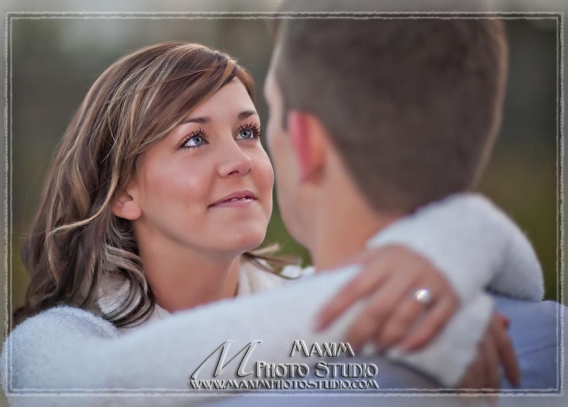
[220,230,267,254]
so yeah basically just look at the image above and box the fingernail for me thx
[396,345,409,355]
[392,346,410,358]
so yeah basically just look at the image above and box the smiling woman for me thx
[13,42,282,328]
[111,77,275,313]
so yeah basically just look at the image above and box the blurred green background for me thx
[7,15,558,318]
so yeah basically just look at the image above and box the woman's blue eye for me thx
[183,134,206,148]
[237,129,254,140]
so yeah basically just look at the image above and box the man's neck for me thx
[309,202,403,272]
[299,142,406,272]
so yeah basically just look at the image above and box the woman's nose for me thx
[217,141,253,178]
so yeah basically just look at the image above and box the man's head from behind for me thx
[264,6,508,249]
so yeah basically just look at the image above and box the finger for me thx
[458,364,474,389]
[345,275,418,350]
[342,247,389,267]
[492,317,520,387]
[316,264,389,331]
[470,357,485,389]
[494,312,510,329]
[461,358,483,390]
[375,298,424,350]
[480,330,500,390]
[397,297,455,352]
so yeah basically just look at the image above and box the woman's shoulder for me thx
[0,306,119,385]
[6,305,119,344]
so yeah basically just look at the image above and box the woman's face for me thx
[123,79,274,256]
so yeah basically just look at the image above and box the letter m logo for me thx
[190,340,262,380]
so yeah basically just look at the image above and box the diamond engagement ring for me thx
[413,288,432,305]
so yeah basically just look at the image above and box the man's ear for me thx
[287,110,326,183]
[112,183,142,221]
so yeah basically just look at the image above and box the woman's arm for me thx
[2,193,539,402]
[0,267,394,405]
[0,270,506,407]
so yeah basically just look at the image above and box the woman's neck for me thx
[137,239,242,314]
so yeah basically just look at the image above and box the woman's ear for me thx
[112,184,142,221]
[287,110,326,183]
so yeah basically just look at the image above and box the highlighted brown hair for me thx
[15,42,282,329]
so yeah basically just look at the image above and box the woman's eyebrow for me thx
[181,116,209,125]
[237,110,258,120]
[180,110,258,125]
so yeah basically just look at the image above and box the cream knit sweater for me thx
[1,194,544,406]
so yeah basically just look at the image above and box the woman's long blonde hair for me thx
[15,42,289,329]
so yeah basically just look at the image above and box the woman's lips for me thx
[209,190,257,208]
[209,197,256,208]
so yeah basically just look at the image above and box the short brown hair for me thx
[274,6,509,213]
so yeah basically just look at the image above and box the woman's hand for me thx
[316,244,459,352]
[316,245,521,390]
[458,312,520,389]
